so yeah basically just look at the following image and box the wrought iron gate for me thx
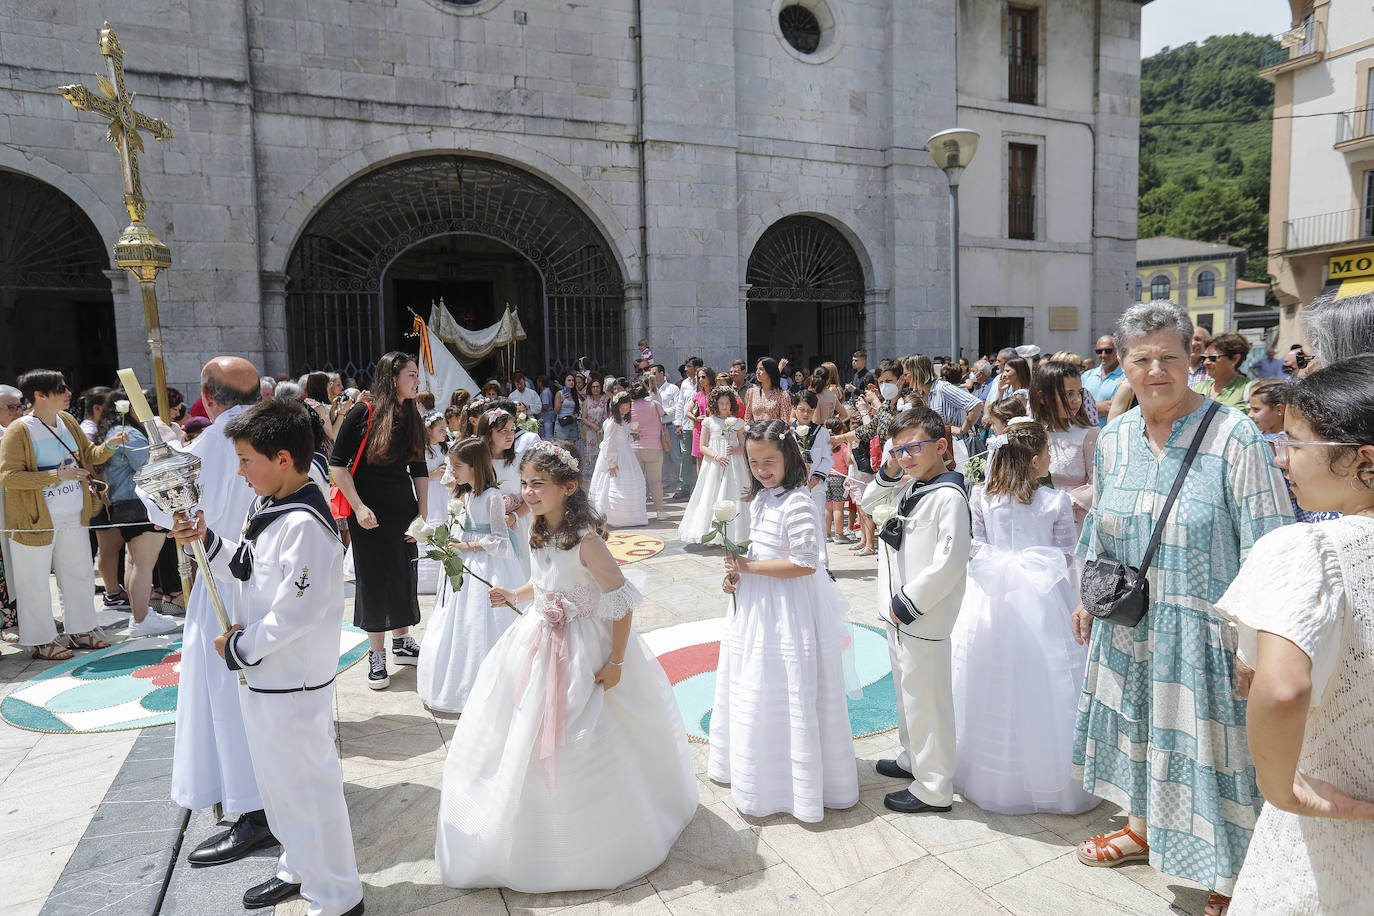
[746,216,864,367]
[285,156,625,382]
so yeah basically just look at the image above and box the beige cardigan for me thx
[1,412,115,548]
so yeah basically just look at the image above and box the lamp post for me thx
[928,128,980,363]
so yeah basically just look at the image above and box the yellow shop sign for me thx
[1328,251,1374,281]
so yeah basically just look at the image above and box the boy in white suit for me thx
[174,399,363,916]
[861,406,972,814]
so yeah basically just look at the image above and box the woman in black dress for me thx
[329,351,428,690]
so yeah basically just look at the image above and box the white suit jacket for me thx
[861,468,972,641]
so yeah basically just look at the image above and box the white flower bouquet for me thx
[704,499,751,613]
[407,511,520,612]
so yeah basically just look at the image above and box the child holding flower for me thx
[708,419,858,822]
[678,386,749,545]
[416,436,524,713]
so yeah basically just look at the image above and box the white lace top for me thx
[529,528,641,623]
[1216,516,1374,914]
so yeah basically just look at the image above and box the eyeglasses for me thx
[54,384,70,394]
[1273,438,1365,458]
[1201,354,1230,363]
[890,439,939,459]
[2,403,21,413]
[1282,352,1316,375]
[1095,348,1115,354]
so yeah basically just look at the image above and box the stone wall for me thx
[0,0,1142,390]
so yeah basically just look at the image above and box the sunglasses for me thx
[890,439,939,459]
[1201,354,1231,363]
[1095,348,1115,354]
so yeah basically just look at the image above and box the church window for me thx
[1196,270,1216,297]
[779,5,822,55]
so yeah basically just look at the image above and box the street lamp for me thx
[928,128,980,363]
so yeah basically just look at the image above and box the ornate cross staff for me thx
[60,21,176,423]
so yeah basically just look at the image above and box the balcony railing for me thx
[1009,53,1037,104]
[1008,193,1035,240]
[1260,20,1323,69]
[1335,107,1374,145]
[1283,206,1374,251]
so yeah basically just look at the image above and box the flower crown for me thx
[525,438,580,472]
[1007,416,1038,429]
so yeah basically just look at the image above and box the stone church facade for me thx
[0,0,1145,392]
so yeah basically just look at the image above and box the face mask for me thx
[879,382,899,400]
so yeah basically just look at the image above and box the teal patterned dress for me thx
[1074,401,1292,895]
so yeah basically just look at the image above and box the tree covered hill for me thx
[1138,33,1280,282]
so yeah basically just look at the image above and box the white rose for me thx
[630,421,640,431]
[871,505,897,527]
[115,399,131,415]
[712,500,739,523]
[447,498,464,519]
[405,516,436,542]
[795,425,810,438]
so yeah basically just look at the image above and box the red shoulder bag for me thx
[328,401,373,519]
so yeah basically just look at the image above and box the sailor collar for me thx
[226,483,341,582]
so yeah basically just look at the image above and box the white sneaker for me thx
[128,610,181,638]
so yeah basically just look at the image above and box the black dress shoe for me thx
[187,810,278,867]
[875,758,915,780]
[341,899,365,916]
[883,789,952,814]
[243,876,301,909]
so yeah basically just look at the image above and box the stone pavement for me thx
[0,502,1213,915]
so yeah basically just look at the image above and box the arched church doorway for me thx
[0,171,117,393]
[745,216,865,371]
[285,156,625,385]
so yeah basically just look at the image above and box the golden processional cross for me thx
[60,21,176,422]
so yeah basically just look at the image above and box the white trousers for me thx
[886,624,956,806]
[809,482,829,568]
[241,685,362,916]
[8,518,97,646]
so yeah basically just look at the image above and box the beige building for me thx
[1265,0,1374,347]
[1134,236,1245,335]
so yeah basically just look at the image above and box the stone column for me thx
[623,282,645,370]
[104,268,151,381]
[260,271,288,376]
[864,288,890,359]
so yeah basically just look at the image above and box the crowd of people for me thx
[2,295,1373,915]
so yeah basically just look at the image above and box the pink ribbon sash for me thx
[514,592,573,783]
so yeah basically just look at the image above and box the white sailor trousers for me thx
[886,623,956,807]
[241,684,362,916]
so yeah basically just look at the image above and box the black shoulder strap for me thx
[1138,400,1221,575]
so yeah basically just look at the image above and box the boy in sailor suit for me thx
[860,406,971,815]
[174,399,363,916]
[792,390,834,566]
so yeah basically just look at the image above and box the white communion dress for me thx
[416,444,451,593]
[588,417,647,527]
[435,528,697,892]
[678,415,751,544]
[950,485,1095,815]
[416,488,526,713]
[707,486,859,822]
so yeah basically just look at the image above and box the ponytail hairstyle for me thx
[447,435,497,499]
[742,418,808,499]
[984,418,1050,504]
[476,406,516,463]
[521,441,605,550]
[365,351,425,465]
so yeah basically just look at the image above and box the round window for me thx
[779,4,822,55]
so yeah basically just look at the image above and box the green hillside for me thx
[1138,33,1280,283]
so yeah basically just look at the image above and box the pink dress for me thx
[691,391,711,458]
[744,386,791,422]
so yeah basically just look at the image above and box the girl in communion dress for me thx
[950,418,1095,815]
[678,386,750,545]
[708,419,859,822]
[435,440,697,892]
[416,436,524,714]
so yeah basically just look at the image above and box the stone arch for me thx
[740,203,879,291]
[264,131,637,287]
[284,155,626,381]
[744,214,867,369]
[0,148,122,266]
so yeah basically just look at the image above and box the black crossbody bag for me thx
[1080,400,1220,628]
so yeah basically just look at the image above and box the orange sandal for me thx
[1205,892,1230,916]
[65,631,112,651]
[1076,825,1149,867]
[32,641,75,661]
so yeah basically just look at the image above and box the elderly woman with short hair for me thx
[1298,289,1374,374]
[1070,301,1293,916]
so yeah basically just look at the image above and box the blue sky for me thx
[1141,0,1293,57]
